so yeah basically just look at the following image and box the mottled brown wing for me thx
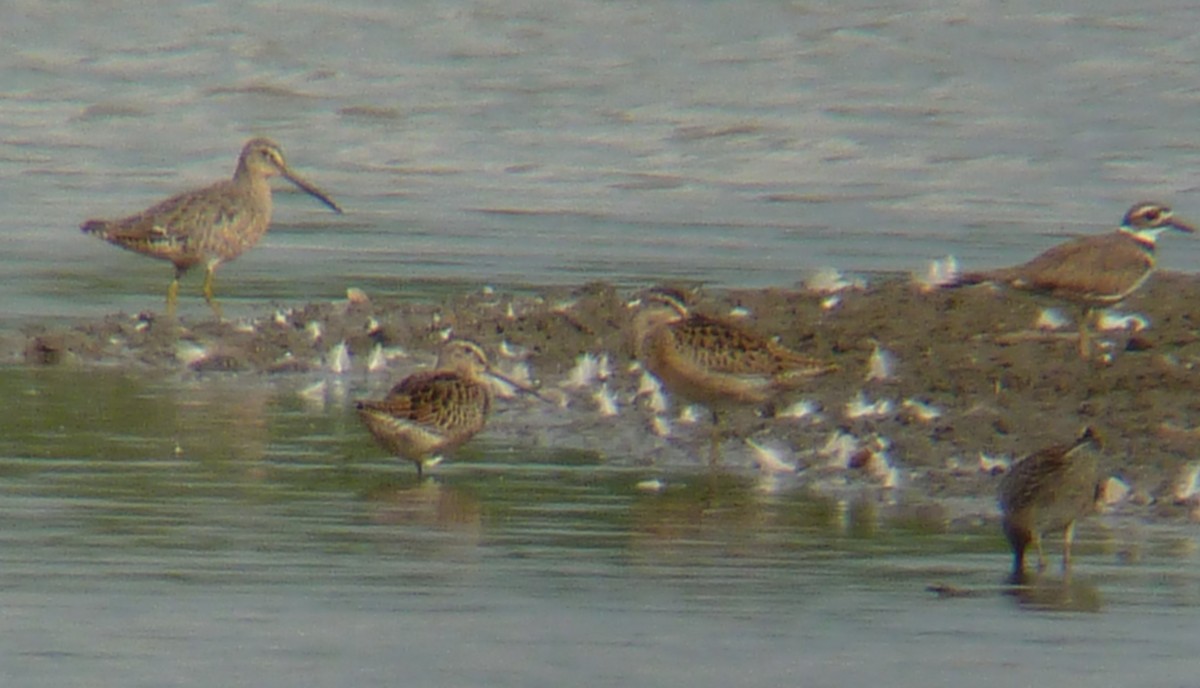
[1005,234,1153,301]
[998,437,1099,515]
[998,443,1073,514]
[88,180,251,264]
[670,314,830,376]
[384,370,491,435]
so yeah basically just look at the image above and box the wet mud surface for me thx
[10,272,1200,524]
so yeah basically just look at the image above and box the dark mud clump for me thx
[11,273,1200,521]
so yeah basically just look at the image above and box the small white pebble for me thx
[636,371,663,397]
[820,295,842,311]
[845,392,893,420]
[978,453,1011,474]
[901,399,942,423]
[1101,476,1131,507]
[636,479,666,493]
[1173,461,1200,503]
[593,384,619,417]
[728,306,751,319]
[562,353,609,389]
[746,438,796,475]
[1096,309,1149,333]
[551,299,577,314]
[805,267,863,294]
[346,287,370,305]
[819,430,860,469]
[175,341,208,367]
[498,340,526,359]
[677,405,703,424]
[1034,308,1070,331]
[299,380,327,401]
[328,341,351,374]
[305,321,323,343]
[914,255,959,291]
[865,342,896,382]
[776,399,819,420]
[366,344,387,373]
[650,415,672,437]
[646,389,669,414]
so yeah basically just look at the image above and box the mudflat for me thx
[12,272,1200,522]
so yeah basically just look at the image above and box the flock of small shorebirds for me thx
[78,138,1198,582]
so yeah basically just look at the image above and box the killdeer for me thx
[355,340,542,478]
[998,426,1102,583]
[82,138,343,317]
[958,202,1194,355]
[631,288,837,464]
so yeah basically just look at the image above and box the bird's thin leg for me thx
[1034,532,1047,572]
[709,410,723,466]
[1061,521,1076,573]
[203,264,223,320]
[166,266,184,317]
[1077,307,1095,359]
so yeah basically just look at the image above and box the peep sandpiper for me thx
[998,426,1102,582]
[355,340,540,478]
[632,288,836,464]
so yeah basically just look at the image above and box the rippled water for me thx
[3,0,1200,320]
[4,2,1200,685]
[3,367,1200,687]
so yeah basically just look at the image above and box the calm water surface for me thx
[3,1,1200,685]
[3,368,1200,687]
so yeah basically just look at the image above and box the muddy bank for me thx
[10,273,1200,521]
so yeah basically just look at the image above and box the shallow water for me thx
[4,1,1200,684]
[3,0,1200,321]
[3,367,1200,687]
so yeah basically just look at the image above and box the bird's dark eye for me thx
[1144,209,1161,221]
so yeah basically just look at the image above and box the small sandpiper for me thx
[631,288,836,464]
[998,426,1102,583]
[355,340,541,479]
[82,138,343,317]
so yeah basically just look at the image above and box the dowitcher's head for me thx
[237,137,343,214]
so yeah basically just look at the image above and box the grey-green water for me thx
[5,1,1200,684]
[3,367,1200,687]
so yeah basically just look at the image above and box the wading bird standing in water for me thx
[356,340,544,479]
[81,138,342,317]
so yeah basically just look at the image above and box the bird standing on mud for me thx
[81,138,342,317]
[956,202,1194,356]
[998,426,1103,583]
[631,289,836,464]
[356,340,542,478]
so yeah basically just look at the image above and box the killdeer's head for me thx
[1120,202,1195,244]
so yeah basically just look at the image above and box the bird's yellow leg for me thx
[166,266,184,317]
[708,410,723,466]
[1077,308,1095,359]
[1034,532,1047,572]
[1062,521,1076,572]
[203,265,223,320]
